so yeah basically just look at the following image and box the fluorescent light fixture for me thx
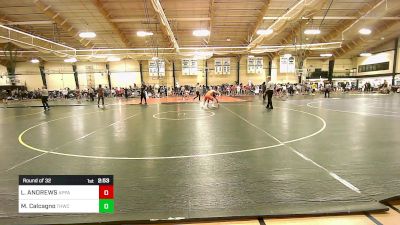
[256,29,273,35]
[64,57,77,63]
[79,32,96,38]
[283,54,292,58]
[320,53,333,57]
[193,29,210,37]
[360,52,372,57]
[107,56,121,62]
[137,31,153,37]
[359,28,372,35]
[30,58,39,63]
[151,56,158,60]
[92,55,107,59]
[304,29,321,35]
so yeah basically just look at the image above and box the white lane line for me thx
[222,105,361,194]
[50,112,141,152]
[307,101,400,118]
[291,150,360,193]
[6,152,47,172]
[5,106,135,171]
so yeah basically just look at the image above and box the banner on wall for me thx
[280,56,296,73]
[149,60,165,76]
[182,59,198,75]
[214,58,230,75]
[247,57,263,74]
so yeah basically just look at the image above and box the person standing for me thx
[324,82,331,98]
[75,87,81,104]
[193,83,201,101]
[41,86,50,110]
[97,84,105,108]
[140,82,147,104]
[236,83,241,96]
[88,87,95,101]
[62,88,68,99]
[261,81,267,102]
[124,87,129,99]
[266,77,274,110]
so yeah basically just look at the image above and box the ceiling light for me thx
[359,28,372,35]
[79,32,96,38]
[381,37,385,40]
[360,52,372,57]
[248,55,254,58]
[64,57,77,63]
[30,58,39,63]
[283,54,292,58]
[137,31,153,37]
[304,29,321,35]
[193,29,210,37]
[107,56,121,62]
[151,56,158,61]
[256,29,273,35]
[320,53,333,57]
[226,38,231,42]
[92,55,107,59]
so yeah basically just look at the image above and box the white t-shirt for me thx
[266,81,275,90]
[41,89,49,97]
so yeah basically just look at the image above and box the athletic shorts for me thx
[204,95,213,101]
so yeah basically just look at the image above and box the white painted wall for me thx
[15,62,43,90]
[271,57,278,82]
[0,65,8,86]
[356,50,394,76]
[109,60,141,88]
[7,51,400,91]
[397,45,400,74]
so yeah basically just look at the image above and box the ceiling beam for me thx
[248,0,270,43]
[270,2,325,58]
[33,0,94,48]
[3,21,53,25]
[110,17,210,23]
[92,0,130,48]
[150,0,180,52]
[302,0,388,59]
[247,0,328,50]
[318,0,384,43]
[206,0,215,45]
[0,14,12,24]
[263,16,400,20]
[335,20,399,58]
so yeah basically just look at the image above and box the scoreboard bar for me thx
[19,175,113,185]
[19,175,114,213]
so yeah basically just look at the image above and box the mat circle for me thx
[18,106,326,160]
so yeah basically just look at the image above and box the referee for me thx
[193,83,201,101]
[41,86,50,110]
[266,77,274,110]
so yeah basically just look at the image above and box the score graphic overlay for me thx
[19,175,114,213]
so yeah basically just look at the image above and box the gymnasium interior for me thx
[1,0,400,224]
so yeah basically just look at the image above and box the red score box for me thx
[99,185,114,199]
